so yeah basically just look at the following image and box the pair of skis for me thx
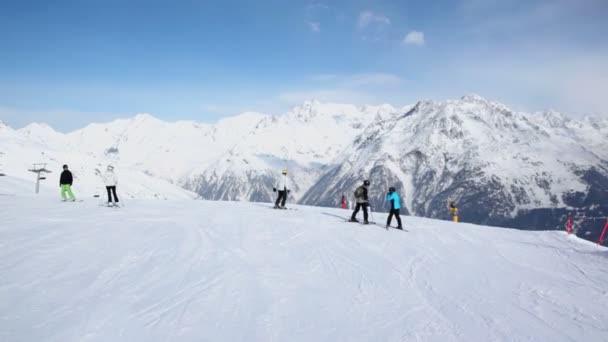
[272,205,297,210]
[321,212,407,232]
[357,220,407,232]
[100,202,121,208]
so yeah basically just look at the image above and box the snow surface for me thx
[1,178,607,342]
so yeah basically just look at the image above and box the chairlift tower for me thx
[28,163,52,194]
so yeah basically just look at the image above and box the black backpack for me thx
[354,186,364,199]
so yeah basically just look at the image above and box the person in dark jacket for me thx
[386,187,403,229]
[350,180,370,224]
[59,164,76,201]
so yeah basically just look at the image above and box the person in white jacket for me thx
[102,165,119,206]
[273,168,290,209]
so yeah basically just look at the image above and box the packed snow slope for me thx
[0,122,198,200]
[1,191,607,341]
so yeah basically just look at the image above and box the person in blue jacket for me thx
[386,187,403,229]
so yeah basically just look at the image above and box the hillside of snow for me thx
[301,95,608,240]
[1,185,607,341]
[0,122,198,200]
[2,95,607,241]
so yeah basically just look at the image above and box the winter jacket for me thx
[354,185,368,204]
[102,170,118,186]
[387,192,401,210]
[276,174,289,191]
[60,170,73,186]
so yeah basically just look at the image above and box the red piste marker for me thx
[566,215,572,235]
[598,219,608,246]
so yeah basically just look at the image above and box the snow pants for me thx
[106,186,119,203]
[60,184,75,201]
[387,208,402,228]
[275,190,287,207]
[351,202,369,222]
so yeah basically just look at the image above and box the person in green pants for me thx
[59,164,76,201]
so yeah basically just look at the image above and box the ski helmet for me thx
[388,187,395,192]
[363,180,370,186]
[281,168,288,175]
[62,164,68,169]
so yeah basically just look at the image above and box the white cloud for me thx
[425,50,608,117]
[403,31,425,46]
[309,74,338,82]
[346,73,403,87]
[308,21,321,33]
[278,89,376,105]
[357,11,390,29]
[278,72,404,107]
[310,72,403,88]
[306,3,329,11]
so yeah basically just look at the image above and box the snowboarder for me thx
[59,164,76,201]
[386,187,403,229]
[102,165,119,206]
[350,180,370,224]
[273,168,290,209]
[341,195,347,209]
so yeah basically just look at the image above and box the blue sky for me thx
[1,0,607,131]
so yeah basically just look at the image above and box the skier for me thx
[449,201,459,222]
[386,187,403,230]
[102,165,119,206]
[273,168,290,209]
[59,164,76,202]
[341,195,347,209]
[350,180,370,224]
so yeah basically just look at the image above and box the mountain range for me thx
[1,95,607,241]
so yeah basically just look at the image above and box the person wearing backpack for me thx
[386,187,403,230]
[350,180,370,224]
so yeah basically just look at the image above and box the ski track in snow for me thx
[0,197,607,342]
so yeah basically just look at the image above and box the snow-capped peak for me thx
[461,93,488,103]
[131,113,162,123]
[19,122,57,134]
[456,94,511,113]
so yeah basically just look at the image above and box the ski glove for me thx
[273,187,276,192]
[287,190,291,194]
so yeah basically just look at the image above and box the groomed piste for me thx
[1,177,607,342]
